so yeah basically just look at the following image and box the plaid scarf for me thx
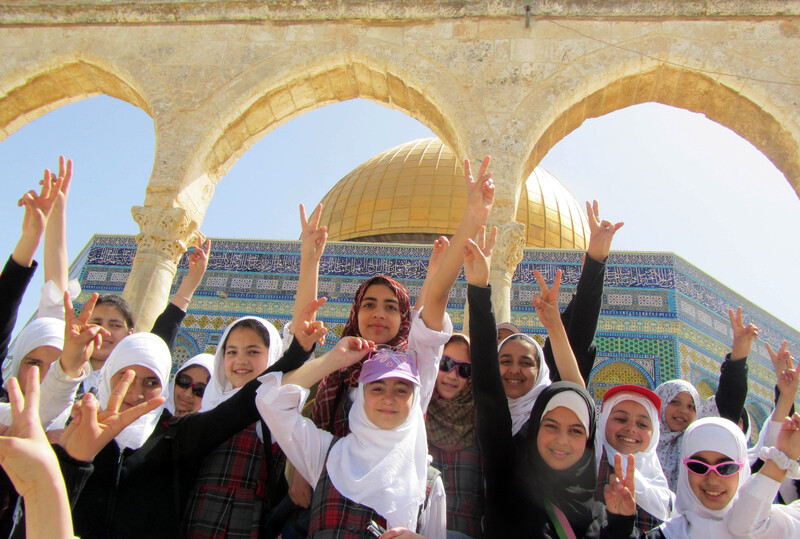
[311,275,411,436]
[426,384,477,450]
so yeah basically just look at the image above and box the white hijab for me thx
[499,334,551,435]
[595,390,673,521]
[2,317,65,389]
[326,383,429,531]
[96,333,171,450]
[655,379,702,490]
[200,317,282,412]
[165,353,215,415]
[660,417,749,538]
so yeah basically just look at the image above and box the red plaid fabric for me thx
[594,448,663,533]
[311,276,411,436]
[309,438,439,538]
[429,444,485,538]
[183,423,283,539]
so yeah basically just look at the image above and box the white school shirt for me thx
[727,472,800,538]
[256,373,446,539]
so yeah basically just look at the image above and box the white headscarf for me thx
[2,317,65,389]
[660,417,749,539]
[326,382,429,531]
[165,353,215,415]
[200,317,282,412]
[655,379,702,489]
[96,333,171,450]
[595,390,673,521]
[499,334,551,435]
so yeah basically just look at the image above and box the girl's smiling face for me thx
[172,365,210,416]
[363,377,414,430]
[536,406,588,470]
[435,341,470,400]
[223,326,270,388]
[665,391,697,432]
[605,399,653,454]
[498,339,539,399]
[686,450,740,510]
[357,284,402,345]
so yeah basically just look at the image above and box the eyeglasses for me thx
[439,355,471,379]
[175,374,206,397]
[367,344,417,363]
[683,457,744,477]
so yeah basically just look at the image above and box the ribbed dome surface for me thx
[318,138,589,248]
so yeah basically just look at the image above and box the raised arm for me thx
[715,307,755,422]
[291,204,327,328]
[533,269,584,388]
[542,200,621,383]
[768,341,798,422]
[413,236,449,311]
[11,166,61,269]
[282,336,374,389]
[422,157,494,331]
[42,156,72,293]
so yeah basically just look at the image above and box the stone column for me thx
[489,221,526,323]
[123,206,199,332]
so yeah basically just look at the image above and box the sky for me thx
[0,95,798,338]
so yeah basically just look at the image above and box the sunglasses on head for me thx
[683,457,744,477]
[175,374,206,397]
[439,355,471,379]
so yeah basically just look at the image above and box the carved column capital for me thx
[131,205,199,262]
[490,221,526,273]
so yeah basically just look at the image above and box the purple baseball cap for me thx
[359,348,420,386]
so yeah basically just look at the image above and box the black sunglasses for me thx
[175,374,206,397]
[439,355,471,379]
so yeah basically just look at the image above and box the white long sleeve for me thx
[727,472,800,538]
[256,371,333,485]
[408,308,453,412]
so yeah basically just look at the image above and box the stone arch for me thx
[0,55,151,142]
[200,52,462,183]
[588,358,654,402]
[523,63,800,196]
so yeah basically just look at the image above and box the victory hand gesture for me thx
[776,413,800,461]
[59,370,165,462]
[62,292,111,378]
[729,307,758,360]
[463,157,494,225]
[463,226,497,287]
[299,203,328,264]
[533,269,563,331]
[293,297,329,352]
[604,453,636,516]
[585,200,623,263]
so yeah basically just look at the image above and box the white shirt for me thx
[727,472,800,538]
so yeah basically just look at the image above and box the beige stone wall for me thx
[2,1,800,327]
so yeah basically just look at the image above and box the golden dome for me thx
[318,138,589,249]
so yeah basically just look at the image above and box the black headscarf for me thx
[517,381,602,537]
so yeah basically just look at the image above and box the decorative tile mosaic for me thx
[74,236,800,411]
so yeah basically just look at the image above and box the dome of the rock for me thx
[317,138,589,248]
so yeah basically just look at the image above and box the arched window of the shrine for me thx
[0,95,155,333]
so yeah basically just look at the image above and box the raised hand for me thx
[187,233,211,281]
[61,291,111,378]
[428,236,450,278]
[767,340,792,377]
[299,203,328,264]
[59,370,165,462]
[462,226,496,288]
[532,269,563,331]
[777,361,799,402]
[463,156,494,225]
[293,297,329,351]
[12,164,64,267]
[0,368,62,497]
[729,307,759,361]
[585,200,623,263]
[775,413,800,461]
[604,453,636,516]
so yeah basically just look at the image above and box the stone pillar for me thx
[489,221,526,323]
[123,206,199,332]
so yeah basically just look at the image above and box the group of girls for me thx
[0,154,799,539]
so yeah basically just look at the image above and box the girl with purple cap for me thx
[256,336,446,539]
